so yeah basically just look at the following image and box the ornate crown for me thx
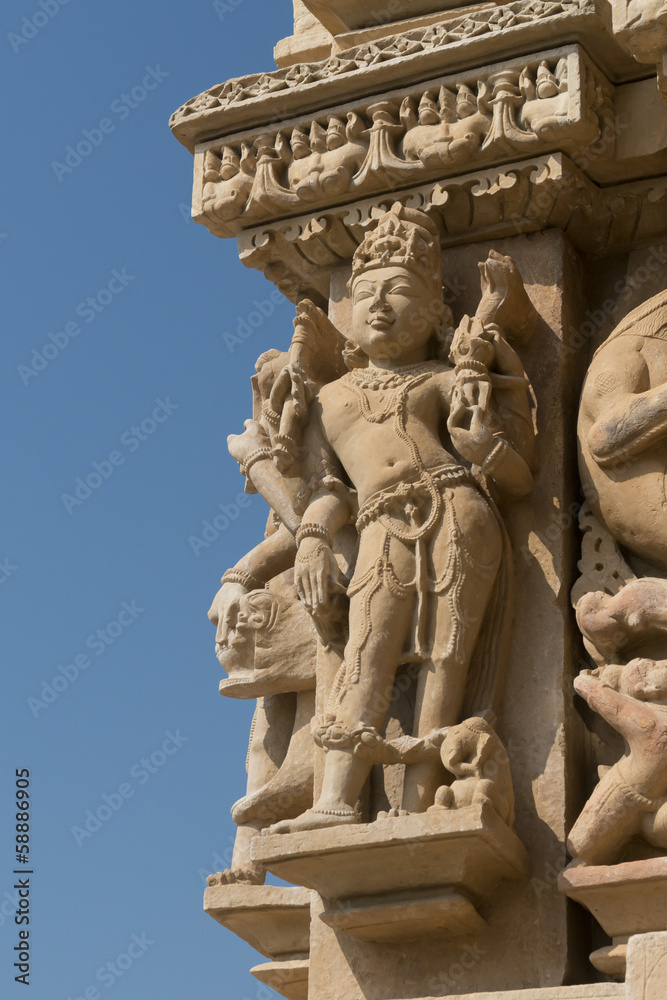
[350,203,443,290]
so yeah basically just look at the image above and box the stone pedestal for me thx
[204,884,311,1000]
[560,860,667,979]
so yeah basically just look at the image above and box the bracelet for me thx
[240,447,273,478]
[482,437,509,477]
[221,569,264,591]
[262,400,281,427]
[454,358,489,377]
[296,523,333,549]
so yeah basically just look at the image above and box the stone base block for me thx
[251,958,309,1000]
[251,804,528,902]
[203,884,311,959]
[559,858,667,977]
[320,887,485,943]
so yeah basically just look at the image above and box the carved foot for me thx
[206,867,265,887]
[266,808,359,834]
[376,807,409,820]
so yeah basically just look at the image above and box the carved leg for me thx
[270,527,416,833]
[403,487,502,813]
[232,691,316,826]
[567,767,645,865]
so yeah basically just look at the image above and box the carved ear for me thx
[476,80,491,117]
[536,61,560,100]
[239,143,256,175]
[275,132,292,165]
[418,91,440,126]
[439,86,458,123]
[555,57,568,92]
[399,97,417,133]
[204,148,224,183]
[518,68,535,103]
[345,112,366,140]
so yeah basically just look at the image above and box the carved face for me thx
[350,265,443,364]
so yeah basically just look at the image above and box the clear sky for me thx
[2,2,298,997]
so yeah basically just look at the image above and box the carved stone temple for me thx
[171,2,667,998]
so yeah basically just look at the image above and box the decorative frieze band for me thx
[191,46,612,240]
[170,0,629,150]
[235,153,667,302]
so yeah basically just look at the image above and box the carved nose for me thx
[370,295,388,313]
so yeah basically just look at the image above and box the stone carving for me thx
[609,0,667,72]
[431,716,515,825]
[570,289,667,866]
[170,0,595,147]
[211,202,538,837]
[230,154,667,303]
[205,300,353,885]
[194,49,608,237]
[208,577,318,885]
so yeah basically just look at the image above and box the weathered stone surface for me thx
[626,931,667,1000]
[203,884,312,957]
[252,803,527,899]
[251,957,310,1000]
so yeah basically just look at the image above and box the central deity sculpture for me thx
[209,205,536,860]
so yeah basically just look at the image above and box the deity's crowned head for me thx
[348,203,448,365]
[350,203,443,293]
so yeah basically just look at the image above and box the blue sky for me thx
[1,2,298,997]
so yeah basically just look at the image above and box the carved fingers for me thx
[295,540,344,615]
